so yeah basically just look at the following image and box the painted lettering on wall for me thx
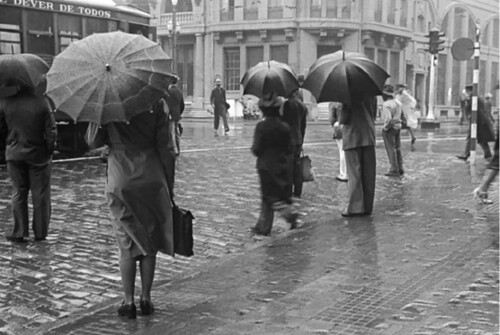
[9,0,112,18]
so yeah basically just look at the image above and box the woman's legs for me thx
[119,257,137,305]
[139,255,156,302]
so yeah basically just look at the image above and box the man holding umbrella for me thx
[0,86,57,242]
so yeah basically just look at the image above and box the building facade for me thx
[151,0,499,118]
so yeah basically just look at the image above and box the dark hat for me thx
[465,84,473,90]
[382,84,394,97]
[258,92,283,110]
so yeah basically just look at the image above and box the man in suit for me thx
[165,75,184,155]
[282,88,308,198]
[210,78,230,136]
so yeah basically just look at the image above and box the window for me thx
[270,45,288,64]
[493,18,499,49]
[326,0,337,18]
[310,0,321,18]
[27,10,54,56]
[374,0,383,22]
[364,47,375,61]
[390,51,400,85]
[85,18,108,36]
[317,45,341,59]
[268,0,283,19]
[221,0,235,21]
[0,8,22,54]
[377,49,388,71]
[399,0,408,27]
[244,0,258,20]
[340,0,351,19]
[387,0,396,24]
[58,14,82,52]
[224,47,240,91]
[417,15,425,33]
[246,46,263,70]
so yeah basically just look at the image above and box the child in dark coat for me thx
[251,93,298,236]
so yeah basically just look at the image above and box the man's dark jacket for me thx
[166,85,185,122]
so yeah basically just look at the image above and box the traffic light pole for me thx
[470,28,481,165]
[426,54,437,120]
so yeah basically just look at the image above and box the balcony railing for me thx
[159,12,195,27]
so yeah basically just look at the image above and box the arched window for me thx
[164,0,193,13]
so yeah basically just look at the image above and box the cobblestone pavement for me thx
[0,120,497,335]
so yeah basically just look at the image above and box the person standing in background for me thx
[282,89,308,198]
[381,84,404,177]
[165,74,184,156]
[210,78,230,136]
[0,87,57,243]
[329,102,348,182]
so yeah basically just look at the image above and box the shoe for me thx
[341,211,366,217]
[34,237,46,241]
[456,155,468,161]
[399,170,405,176]
[473,188,493,204]
[336,176,348,182]
[225,128,230,133]
[384,172,400,177]
[250,227,269,236]
[139,299,154,316]
[117,302,137,319]
[6,235,27,243]
[214,130,219,137]
[411,138,416,145]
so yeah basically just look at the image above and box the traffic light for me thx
[425,28,445,54]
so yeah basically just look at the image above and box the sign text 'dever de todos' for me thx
[1,0,112,18]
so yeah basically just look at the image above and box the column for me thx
[193,32,204,110]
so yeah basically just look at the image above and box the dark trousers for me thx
[288,145,303,197]
[344,146,376,215]
[214,109,229,131]
[382,128,403,174]
[7,160,52,238]
[462,132,492,158]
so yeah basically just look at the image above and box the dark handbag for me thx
[301,153,315,182]
[172,200,194,257]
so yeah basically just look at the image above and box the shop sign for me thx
[1,0,113,18]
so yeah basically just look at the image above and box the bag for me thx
[332,122,342,140]
[401,111,408,129]
[172,201,194,257]
[301,153,315,182]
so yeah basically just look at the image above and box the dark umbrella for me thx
[45,31,174,125]
[302,51,390,106]
[240,60,299,98]
[0,53,49,97]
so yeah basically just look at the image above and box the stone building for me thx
[149,0,499,119]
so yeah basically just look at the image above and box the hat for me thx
[215,78,222,84]
[465,84,473,90]
[258,92,283,110]
[382,84,394,97]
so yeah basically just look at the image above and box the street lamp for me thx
[171,0,178,73]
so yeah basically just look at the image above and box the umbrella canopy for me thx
[240,60,299,98]
[302,51,390,106]
[45,31,174,125]
[0,53,49,95]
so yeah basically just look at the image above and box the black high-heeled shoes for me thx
[140,299,155,315]
[117,301,137,319]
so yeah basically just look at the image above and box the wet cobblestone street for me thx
[0,120,498,334]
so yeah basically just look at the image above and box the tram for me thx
[0,0,152,160]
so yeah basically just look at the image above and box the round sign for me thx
[451,38,474,61]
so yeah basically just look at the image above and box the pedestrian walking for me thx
[251,93,298,236]
[395,84,418,145]
[165,74,184,156]
[340,96,377,217]
[473,128,499,204]
[281,88,308,198]
[456,84,495,161]
[0,86,57,242]
[87,101,176,319]
[329,102,348,182]
[381,84,404,177]
[210,78,230,136]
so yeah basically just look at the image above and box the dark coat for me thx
[282,97,307,147]
[210,86,227,115]
[165,85,185,122]
[0,90,57,164]
[251,116,293,203]
[466,97,495,143]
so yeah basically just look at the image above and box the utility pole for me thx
[470,26,481,165]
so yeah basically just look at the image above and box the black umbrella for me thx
[0,53,49,97]
[302,51,390,106]
[240,60,299,98]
